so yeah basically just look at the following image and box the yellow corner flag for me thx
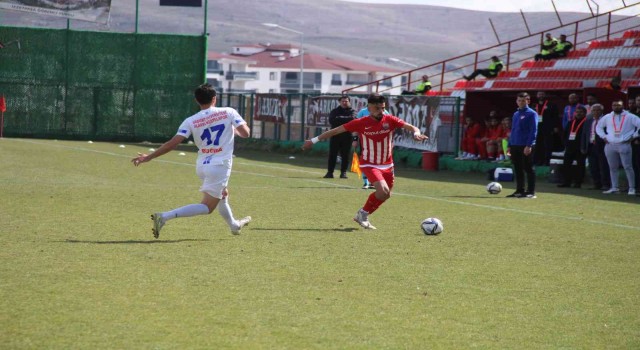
[351,153,362,179]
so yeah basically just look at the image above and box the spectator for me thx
[402,75,432,95]
[543,34,573,60]
[584,93,598,115]
[557,106,588,188]
[608,75,622,91]
[632,96,640,195]
[562,93,584,131]
[596,99,640,195]
[476,113,502,160]
[456,116,484,160]
[507,92,538,198]
[324,95,356,179]
[532,91,560,166]
[302,93,428,230]
[582,104,611,190]
[497,117,512,162]
[463,56,503,81]
[534,33,558,61]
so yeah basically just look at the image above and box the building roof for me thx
[221,43,400,73]
[207,52,256,63]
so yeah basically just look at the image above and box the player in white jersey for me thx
[131,84,252,238]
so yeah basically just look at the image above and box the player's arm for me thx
[401,123,429,141]
[131,135,186,166]
[235,123,250,138]
[302,125,348,150]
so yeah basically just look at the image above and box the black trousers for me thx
[633,140,640,190]
[510,145,536,193]
[560,146,587,186]
[327,133,352,174]
[466,69,496,80]
[533,123,554,166]
[587,141,611,189]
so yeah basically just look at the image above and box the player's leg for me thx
[217,188,251,235]
[151,202,210,239]
[353,167,386,229]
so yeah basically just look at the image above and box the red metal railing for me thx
[342,2,640,95]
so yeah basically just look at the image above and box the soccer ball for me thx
[486,182,502,194]
[421,218,443,235]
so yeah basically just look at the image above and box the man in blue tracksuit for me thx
[507,92,539,198]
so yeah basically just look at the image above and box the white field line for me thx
[12,139,640,231]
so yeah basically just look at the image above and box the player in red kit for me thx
[302,93,428,229]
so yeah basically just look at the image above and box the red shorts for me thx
[361,167,394,189]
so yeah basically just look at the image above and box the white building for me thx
[207,43,403,95]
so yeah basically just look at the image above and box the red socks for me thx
[363,192,385,214]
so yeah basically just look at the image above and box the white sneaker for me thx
[353,209,376,230]
[628,189,636,196]
[151,213,165,239]
[231,216,252,235]
[602,188,620,194]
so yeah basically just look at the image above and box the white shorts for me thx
[196,158,232,199]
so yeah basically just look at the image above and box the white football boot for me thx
[353,209,376,230]
[151,213,165,239]
[231,216,252,235]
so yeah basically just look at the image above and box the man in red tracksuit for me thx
[458,116,484,160]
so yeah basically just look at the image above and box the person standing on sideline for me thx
[324,95,356,179]
[532,91,560,166]
[582,104,611,190]
[131,84,252,238]
[596,99,640,195]
[507,92,538,198]
[302,93,428,229]
[557,106,588,188]
[632,95,640,195]
[562,93,583,131]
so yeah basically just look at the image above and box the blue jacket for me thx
[509,106,538,147]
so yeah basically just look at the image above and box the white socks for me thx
[217,197,238,229]
[162,204,209,221]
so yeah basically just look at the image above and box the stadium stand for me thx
[453,30,640,93]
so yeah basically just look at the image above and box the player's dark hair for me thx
[367,93,386,104]
[339,95,350,102]
[575,106,587,113]
[194,84,217,105]
[517,92,530,99]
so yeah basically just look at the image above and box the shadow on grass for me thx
[58,239,210,244]
[444,195,505,199]
[250,227,360,233]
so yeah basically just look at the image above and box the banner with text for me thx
[0,0,112,23]
[254,94,288,123]
[306,95,442,152]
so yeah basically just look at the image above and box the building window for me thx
[269,72,277,81]
[285,72,298,80]
[346,73,368,85]
[331,74,342,86]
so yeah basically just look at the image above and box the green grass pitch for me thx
[1,138,639,349]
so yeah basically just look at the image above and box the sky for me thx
[340,0,639,14]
